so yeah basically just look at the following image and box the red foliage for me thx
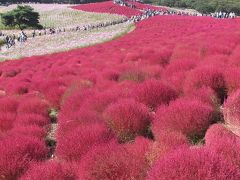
[78,142,149,180]
[0,136,48,179]
[20,161,77,180]
[17,97,50,117]
[153,98,215,138]
[0,112,16,132]
[72,1,141,17]
[129,1,167,11]
[15,114,49,127]
[56,124,114,161]
[224,67,240,94]
[104,99,152,142]
[184,65,226,102]
[183,86,220,109]
[224,89,240,127]
[146,147,240,180]
[59,88,95,120]
[164,59,197,77]
[58,108,105,135]
[124,136,153,160]
[82,90,126,114]
[146,130,189,165]
[163,59,197,92]
[134,79,177,110]
[205,124,240,167]
[0,96,19,113]
[9,125,47,139]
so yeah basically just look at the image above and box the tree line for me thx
[145,0,240,15]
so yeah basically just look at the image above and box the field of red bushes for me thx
[72,1,166,17]
[72,1,141,17]
[1,2,240,179]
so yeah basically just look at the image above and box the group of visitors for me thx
[212,11,236,19]
[3,31,27,49]
[81,18,128,31]
[113,0,237,19]
[113,0,136,9]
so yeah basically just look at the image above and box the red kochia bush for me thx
[82,89,128,114]
[15,113,49,127]
[153,98,214,138]
[124,136,153,168]
[0,112,16,132]
[17,97,49,117]
[118,69,148,82]
[78,142,149,180]
[0,136,48,179]
[205,124,238,146]
[58,108,105,136]
[104,99,152,142]
[56,124,113,161]
[134,79,177,110]
[9,125,47,139]
[20,160,77,180]
[0,96,19,112]
[146,130,189,166]
[224,89,240,127]
[224,67,240,94]
[205,124,240,167]
[184,87,220,109]
[184,65,226,102]
[59,88,95,120]
[146,147,240,180]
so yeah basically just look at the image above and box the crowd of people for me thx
[0,31,27,49]
[113,0,136,9]
[212,11,236,19]
[114,0,237,19]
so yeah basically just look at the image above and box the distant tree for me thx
[1,5,43,30]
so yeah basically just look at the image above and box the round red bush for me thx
[104,99,152,142]
[10,125,47,139]
[224,89,240,127]
[17,97,49,117]
[146,130,189,165]
[0,96,19,113]
[15,114,49,127]
[0,136,48,179]
[56,124,113,161]
[205,124,240,167]
[153,98,215,139]
[78,142,149,180]
[146,147,240,180]
[184,65,226,102]
[0,112,16,132]
[134,79,177,110]
[21,160,77,180]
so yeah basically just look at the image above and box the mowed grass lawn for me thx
[0,4,125,30]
